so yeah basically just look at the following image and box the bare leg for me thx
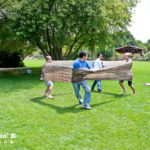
[119,81,127,94]
[48,85,53,98]
[44,87,49,96]
[129,85,136,94]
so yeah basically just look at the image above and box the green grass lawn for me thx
[0,60,150,150]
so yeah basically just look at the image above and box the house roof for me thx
[115,46,143,55]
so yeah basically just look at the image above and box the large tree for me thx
[111,30,137,48]
[136,40,147,52]
[0,0,34,56]
[1,0,139,59]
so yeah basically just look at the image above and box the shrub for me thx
[144,53,150,61]
[0,51,24,67]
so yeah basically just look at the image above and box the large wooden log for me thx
[42,61,133,83]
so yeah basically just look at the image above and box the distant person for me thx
[119,53,136,95]
[91,53,104,93]
[72,51,92,110]
[41,56,54,98]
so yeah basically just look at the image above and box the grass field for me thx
[0,60,150,150]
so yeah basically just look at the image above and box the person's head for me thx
[124,53,132,60]
[79,51,88,61]
[97,53,103,60]
[46,56,52,62]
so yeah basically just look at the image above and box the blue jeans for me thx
[72,80,91,105]
[92,80,102,91]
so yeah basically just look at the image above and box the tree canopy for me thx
[0,0,139,59]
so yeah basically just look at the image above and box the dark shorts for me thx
[120,80,132,86]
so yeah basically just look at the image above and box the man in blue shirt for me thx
[91,53,104,93]
[73,51,92,110]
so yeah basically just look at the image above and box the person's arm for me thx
[86,62,91,69]
[40,64,44,80]
[101,61,104,68]
[40,62,47,80]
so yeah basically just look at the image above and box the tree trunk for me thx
[58,48,63,60]
[36,43,48,59]
[91,43,95,60]
[67,42,85,60]
[51,47,63,60]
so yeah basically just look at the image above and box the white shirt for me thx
[93,58,102,69]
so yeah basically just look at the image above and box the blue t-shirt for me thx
[73,59,91,69]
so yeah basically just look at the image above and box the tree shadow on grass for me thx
[30,95,125,114]
[101,91,130,98]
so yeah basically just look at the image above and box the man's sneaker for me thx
[79,100,83,104]
[82,104,92,110]
[98,90,102,93]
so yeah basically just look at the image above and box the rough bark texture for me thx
[42,61,133,83]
